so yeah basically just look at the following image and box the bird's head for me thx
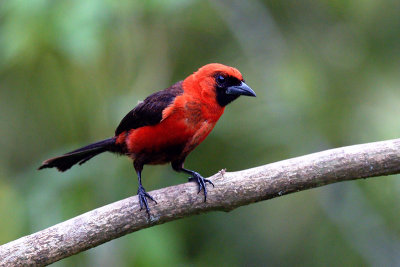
[185,63,256,107]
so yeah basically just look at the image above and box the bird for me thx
[38,63,256,216]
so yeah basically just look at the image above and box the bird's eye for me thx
[216,75,226,86]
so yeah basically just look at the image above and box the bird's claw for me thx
[188,172,214,202]
[137,186,157,217]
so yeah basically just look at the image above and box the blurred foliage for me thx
[1,0,400,266]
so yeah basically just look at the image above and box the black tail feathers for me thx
[38,137,116,172]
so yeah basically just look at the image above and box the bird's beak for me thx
[226,82,256,97]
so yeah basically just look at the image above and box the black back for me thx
[115,81,184,135]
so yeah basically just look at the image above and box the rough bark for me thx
[1,138,400,266]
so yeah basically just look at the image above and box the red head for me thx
[183,63,256,107]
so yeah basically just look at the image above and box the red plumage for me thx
[39,63,256,216]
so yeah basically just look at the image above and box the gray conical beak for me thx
[226,82,256,97]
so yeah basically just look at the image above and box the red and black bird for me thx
[39,63,256,216]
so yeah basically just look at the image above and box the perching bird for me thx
[39,63,256,216]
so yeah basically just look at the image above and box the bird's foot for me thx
[188,172,214,202]
[137,185,157,216]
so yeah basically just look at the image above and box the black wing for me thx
[115,81,184,135]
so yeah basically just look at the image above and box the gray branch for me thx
[1,138,400,266]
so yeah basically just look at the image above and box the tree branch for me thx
[1,138,400,266]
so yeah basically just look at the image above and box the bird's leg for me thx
[180,168,214,202]
[135,168,157,217]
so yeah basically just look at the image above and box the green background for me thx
[1,0,400,266]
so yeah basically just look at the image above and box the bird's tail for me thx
[38,137,116,172]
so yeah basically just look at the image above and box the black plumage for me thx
[115,81,184,135]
